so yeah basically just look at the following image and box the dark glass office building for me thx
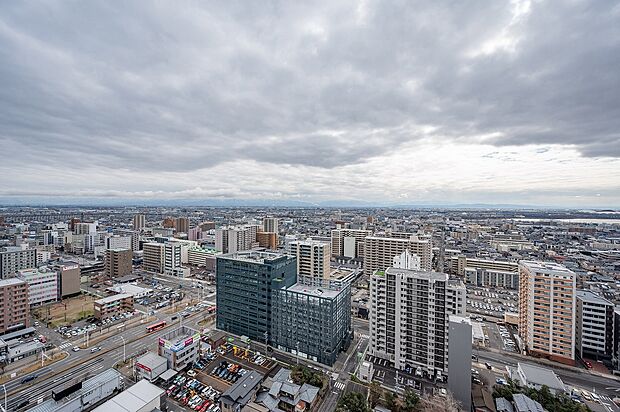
[216,251,296,343]
[271,277,352,366]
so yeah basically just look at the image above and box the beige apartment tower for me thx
[290,240,331,279]
[518,260,576,365]
[364,234,432,276]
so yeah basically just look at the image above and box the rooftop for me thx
[221,369,264,405]
[0,277,26,287]
[576,290,613,305]
[220,251,292,264]
[384,267,448,282]
[95,293,133,304]
[518,363,566,392]
[92,379,164,412]
[285,282,343,299]
[519,260,574,276]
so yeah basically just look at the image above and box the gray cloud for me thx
[0,1,619,205]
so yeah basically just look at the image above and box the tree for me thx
[384,390,400,412]
[369,381,382,408]
[336,392,371,412]
[402,389,420,412]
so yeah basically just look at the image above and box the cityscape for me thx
[0,207,618,412]
[1,1,620,412]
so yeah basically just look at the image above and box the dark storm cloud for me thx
[0,0,619,176]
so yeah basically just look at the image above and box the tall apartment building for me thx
[143,243,164,273]
[216,251,297,343]
[364,234,432,276]
[0,278,30,334]
[105,249,133,278]
[369,264,466,378]
[256,232,278,250]
[518,261,576,365]
[16,267,59,306]
[143,242,183,276]
[133,214,146,230]
[0,247,36,279]
[105,235,132,251]
[271,277,352,366]
[175,217,189,234]
[215,225,259,254]
[290,240,331,279]
[74,222,97,235]
[576,291,614,361]
[262,217,279,233]
[331,229,371,258]
[114,229,140,252]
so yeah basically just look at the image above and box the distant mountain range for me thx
[0,196,617,211]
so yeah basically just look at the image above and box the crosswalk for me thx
[58,342,73,349]
[334,381,346,390]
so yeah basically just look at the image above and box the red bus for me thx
[146,321,167,333]
[207,306,216,314]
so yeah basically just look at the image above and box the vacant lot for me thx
[33,294,96,327]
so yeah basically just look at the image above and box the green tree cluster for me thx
[492,379,590,412]
[290,365,326,389]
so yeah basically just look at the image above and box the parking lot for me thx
[163,359,222,412]
[466,285,518,320]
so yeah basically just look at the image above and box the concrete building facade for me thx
[16,267,59,306]
[104,248,133,278]
[94,293,134,320]
[0,278,30,334]
[576,290,614,361]
[369,265,465,378]
[518,260,576,365]
[331,229,371,258]
[364,234,433,275]
[0,247,36,279]
[290,240,331,279]
[271,277,352,366]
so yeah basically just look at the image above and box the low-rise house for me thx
[254,368,320,412]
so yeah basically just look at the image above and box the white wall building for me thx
[16,267,59,306]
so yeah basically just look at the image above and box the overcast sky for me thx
[1,1,619,207]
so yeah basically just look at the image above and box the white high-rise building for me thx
[290,240,331,279]
[105,235,132,251]
[369,264,466,378]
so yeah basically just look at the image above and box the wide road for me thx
[6,309,210,411]
[477,350,620,398]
